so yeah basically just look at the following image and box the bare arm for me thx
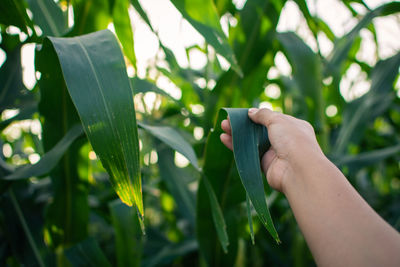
[220,108,400,267]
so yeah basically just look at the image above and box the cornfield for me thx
[0,0,399,266]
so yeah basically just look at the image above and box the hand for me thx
[220,108,325,193]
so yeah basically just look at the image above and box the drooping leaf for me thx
[202,175,229,253]
[197,111,242,266]
[3,124,84,180]
[65,238,112,267]
[223,108,280,243]
[113,0,136,68]
[157,147,196,223]
[278,32,325,132]
[326,2,400,76]
[44,30,143,215]
[131,77,181,106]
[139,122,199,170]
[333,144,400,170]
[26,0,67,37]
[333,53,400,155]
[0,0,32,33]
[109,199,142,267]
[142,239,197,267]
[170,0,242,76]
[36,36,89,249]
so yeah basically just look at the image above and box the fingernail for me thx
[248,108,258,114]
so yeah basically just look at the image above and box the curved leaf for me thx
[3,124,84,180]
[27,0,67,37]
[45,30,143,215]
[223,108,280,243]
[170,0,242,76]
[113,0,136,67]
[139,122,199,170]
[65,238,111,267]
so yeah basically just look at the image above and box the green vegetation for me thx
[1,0,399,266]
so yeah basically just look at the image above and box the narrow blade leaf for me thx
[27,0,67,37]
[65,238,112,267]
[202,175,229,253]
[139,122,199,170]
[45,30,143,215]
[223,108,280,243]
[170,0,242,76]
[109,200,142,267]
[4,124,83,180]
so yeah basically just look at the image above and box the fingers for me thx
[221,119,232,135]
[261,149,276,173]
[220,133,233,151]
[248,108,278,127]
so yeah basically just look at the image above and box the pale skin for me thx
[220,108,400,267]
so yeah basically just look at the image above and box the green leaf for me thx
[143,239,197,267]
[223,108,280,243]
[109,199,142,267]
[45,30,143,215]
[113,0,136,68]
[65,238,112,267]
[26,0,67,37]
[332,144,400,170]
[326,2,400,76]
[131,77,181,105]
[139,122,199,170]
[36,35,89,249]
[333,53,400,154]
[197,110,242,266]
[278,32,325,132]
[202,175,229,253]
[170,0,242,76]
[157,147,195,223]
[3,124,83,180]
[72,0,110,35]
[0,0,32,33]
[246,194,255,245]
[0,43,33,113]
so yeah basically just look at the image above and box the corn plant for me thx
[1,0,399,266]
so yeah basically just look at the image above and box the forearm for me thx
[283,154,400,267]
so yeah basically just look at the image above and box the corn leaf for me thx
[202,175,229,253]
[157,147,195,223]
[197,110,243,266]
[332,144,400,170]
[109,200,142,267]
[65,238,111,267]
[45,30,143,215]
[139,122,199,170]
[0,0,32,33]
[333,53,400,154]
[278,32,324,131]
[112,0,136,67]
[36,38,89,249]
[223,108,280,243]
[3,124,83,180]
[170,0,242,76]
[26,0,67,37]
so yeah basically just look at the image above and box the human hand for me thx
[220,108,325,193]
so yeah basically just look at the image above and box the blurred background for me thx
[1,0,399,266]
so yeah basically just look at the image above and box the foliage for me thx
[1,0,399,266]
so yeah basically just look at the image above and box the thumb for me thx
[248,108,277,127]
